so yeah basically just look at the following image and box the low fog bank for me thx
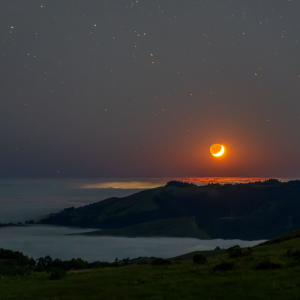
[0,225,266,262]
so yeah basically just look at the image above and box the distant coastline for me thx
[0,223,26,228]
[0,220,38,228]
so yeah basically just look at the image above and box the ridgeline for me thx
[41,179,300,240]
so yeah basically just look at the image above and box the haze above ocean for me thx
[0,177,292,224]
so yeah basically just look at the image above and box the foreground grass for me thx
[2,237,300,300]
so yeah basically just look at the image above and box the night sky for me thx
[1,0,299,178]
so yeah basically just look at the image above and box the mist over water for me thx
[0,179,145,223]
[0,225,266,262]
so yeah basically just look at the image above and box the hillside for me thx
[41,179,300,240]
[80,217,211,239]
[2,228,300,299]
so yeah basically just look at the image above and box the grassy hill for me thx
[2,229,300,299]
[41,179,300,240]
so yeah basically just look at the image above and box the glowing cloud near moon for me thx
[210,144,225,157]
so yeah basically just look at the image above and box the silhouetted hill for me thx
[41,179,300,240]
[79,218,210,239]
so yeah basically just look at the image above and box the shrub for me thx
[213,261,234,272]
[227,245,253,258]
[174,257,182,264]
[17,266,32,276]
[287,248,300,258]
[120,258,129,266]
[193,254,207,265]
[137,259,150,265]
[43,255,53,266]
[227,245,242,258]
[52,258,63,268]
[34,265,47,272]
[150,258,172,266]
[49,268,67,280]
[255,257,281,270]
[62,258,88,270]
[0,248,34,266]
[0,260,20,276]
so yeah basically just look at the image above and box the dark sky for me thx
[1,0,299,178]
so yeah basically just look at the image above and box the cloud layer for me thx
[0,225,265,262]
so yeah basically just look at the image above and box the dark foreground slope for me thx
[41,180,300,240]
[3,228,300,300]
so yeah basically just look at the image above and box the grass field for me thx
[1,232,300,300]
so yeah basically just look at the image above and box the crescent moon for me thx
[212,145,224,157]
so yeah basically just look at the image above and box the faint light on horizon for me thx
[81,181,163,189]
